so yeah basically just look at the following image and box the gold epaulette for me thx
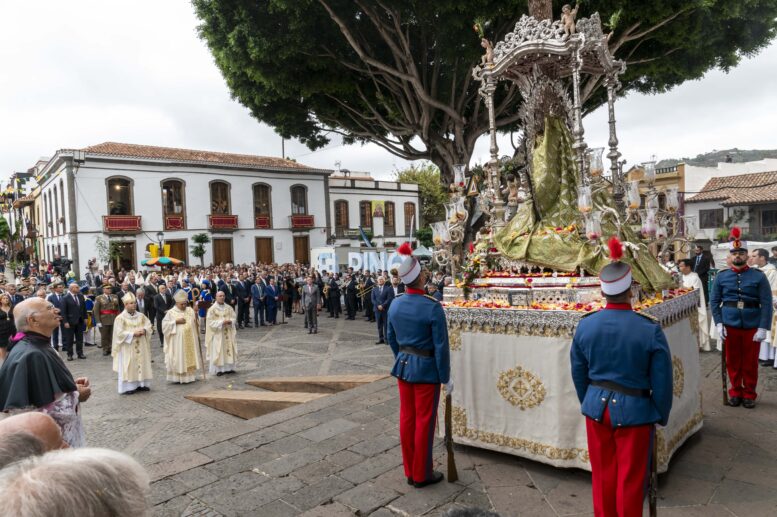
[635,311,659,323]
[579,310,599,319]
[424,294,439,302]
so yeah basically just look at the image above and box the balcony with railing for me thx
[208,214,238,231]
[164,215,185,231]
[254,215,271,229]
[103,215,142,234]
[290,214,314,229]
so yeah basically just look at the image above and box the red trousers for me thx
[724,326,759,400]
[397,379,440,483]
[586,407,652,517]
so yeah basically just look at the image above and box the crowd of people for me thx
[0,256,450,431]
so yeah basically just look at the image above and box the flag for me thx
[358,226,373,248]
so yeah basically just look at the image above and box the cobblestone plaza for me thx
[67,315,777,516]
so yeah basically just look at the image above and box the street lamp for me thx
[156,231,164,256]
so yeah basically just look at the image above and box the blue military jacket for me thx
[570,305,673,427]
[387,292,450,385]
[710,266,772,329]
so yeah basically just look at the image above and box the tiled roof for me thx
[686,170,777,206]
[79,142,313,171]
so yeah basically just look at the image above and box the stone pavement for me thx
[66,314,777,516]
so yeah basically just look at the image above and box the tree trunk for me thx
[528,0,553,21]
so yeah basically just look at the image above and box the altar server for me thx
[387,242,451,488]
[570,236,673,517]
[710,228,772,408]
[678,259,710,351]
[749,248,777,367]
[205,290,238,376]
[111,292,153,394]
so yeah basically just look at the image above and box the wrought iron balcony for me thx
[164,215,185,231]
[290,214,314,229]
[103,215,142,234]
[208,214,238,231]
[254,215,271,229]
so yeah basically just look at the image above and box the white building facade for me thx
[34,142,332,274]
[328,174,419,247]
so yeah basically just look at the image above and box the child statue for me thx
[561,4,579,36]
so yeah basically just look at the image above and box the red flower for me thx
[459,181,465,187]
[468,242,474,253]
[489,247,497,252]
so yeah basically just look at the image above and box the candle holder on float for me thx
[433,165,470,277]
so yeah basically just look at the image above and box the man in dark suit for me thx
[135,289,152,321]
[692,244,711,303]
[143,280,158,329]
[265,279,279,324]
[371,275,395,344]
[61,283,87,361]
[234,274,250,329]
[219,280,237,313]
[345,274,358,320]
[251,277,266,327]
[154,283,174,347]
[362,272,375,322]
[46,282,66,350]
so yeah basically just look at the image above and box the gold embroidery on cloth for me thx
[497,365,546,410]
[451,406,589,463]
[182,313,197,373]
[656,410,703,466]
[449,321,571,351]
[688,307,699,341]
[672,356,685,398]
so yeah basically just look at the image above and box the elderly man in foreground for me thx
[0,298,91,447]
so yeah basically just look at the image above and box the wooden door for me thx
[255,237,274,264]
[166,239,187,262]
[293,235,310,265]
[113,242,136,272]
[213,238,233,265]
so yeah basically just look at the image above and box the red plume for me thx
[730,226,741,240]
[468,242,475,254]
[607,236,623,261]
[398,242,413,256]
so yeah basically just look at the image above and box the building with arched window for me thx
[29,142,332,273]
[328,172,420,247]
[14,142,421,276]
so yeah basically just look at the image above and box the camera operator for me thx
[51,253,73,277]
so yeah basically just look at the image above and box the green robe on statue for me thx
[494,116,672,292]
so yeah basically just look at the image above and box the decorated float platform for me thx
[432,5,703,473]
[440,279,701,473]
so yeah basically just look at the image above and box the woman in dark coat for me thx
[0,293,17,360]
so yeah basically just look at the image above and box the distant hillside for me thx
[656,149,777,169]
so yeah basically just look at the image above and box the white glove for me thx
[443,380,454,395]
[716,323,726,339]
[754,328,768,342]
[96,323,102,328]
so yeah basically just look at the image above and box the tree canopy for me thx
[194,0,777,181]
[394,163,448,226]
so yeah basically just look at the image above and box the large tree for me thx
[193,0,777,182]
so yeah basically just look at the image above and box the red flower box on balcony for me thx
[208,214,238,230]
[290,214,314,229]
[164,215,185,231]
[255,215,271,229]
[103,215,142,234]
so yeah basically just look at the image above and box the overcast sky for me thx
[2,1,776,182]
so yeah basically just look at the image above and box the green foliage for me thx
[394,163,447,226]
[94,237,122,266]
[415,226,433,248]
[193,0,777,183]
[0,217,9,241]
[190,233,211,266]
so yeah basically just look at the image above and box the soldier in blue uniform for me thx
[197,280,214,334]
[387,242,451,488]
[710,227,772,408]
[571,237,673,517]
